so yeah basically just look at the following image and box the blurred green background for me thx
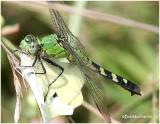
[1,1,159,123]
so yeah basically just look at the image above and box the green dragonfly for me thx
[19,1,141,122]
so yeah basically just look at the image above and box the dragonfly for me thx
[19,1,141,122]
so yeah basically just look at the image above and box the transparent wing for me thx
[84,67,111,122]
[48,1,85,53]
[48,2,111,122]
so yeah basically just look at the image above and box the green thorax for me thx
[42,35,90,64]
[41,34,68,58]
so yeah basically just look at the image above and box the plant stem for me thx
[68,1,87,36]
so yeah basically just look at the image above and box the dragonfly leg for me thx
[42,56,64,85]
[34,56,46,74]
[19,54,38,68]
[42,56,64,101]
[19,52,47,74]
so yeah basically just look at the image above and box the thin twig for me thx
[1,38,19,62]
[9,57,22,123]
[1,38,28,86]
[1,24,20,36]
[8,1,158,34]
[83,101,103,119]
[50,2,158,34]
[82,101,120,123]
[1,38,23,123]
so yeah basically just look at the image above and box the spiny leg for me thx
[17,49,46,74]
[35,56,47,74]
[42,56,64,101]
[19,50,64,100]
[42,56,64,85]
[19,51,38,67]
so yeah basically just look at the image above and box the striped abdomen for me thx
[92,62,141,96]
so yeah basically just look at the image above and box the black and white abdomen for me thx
[92,62,141,96]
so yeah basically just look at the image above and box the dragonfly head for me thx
[20,34,39,55]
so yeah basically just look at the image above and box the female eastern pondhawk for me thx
[19,1,141,122]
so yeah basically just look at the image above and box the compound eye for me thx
[25,35,32,43]
[26,35,35,43]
